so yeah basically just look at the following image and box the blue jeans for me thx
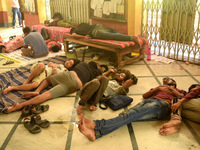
[94,98,170,139]
[12,7,21,26]
[92,24,132,41]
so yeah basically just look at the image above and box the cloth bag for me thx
[99,95,133,111]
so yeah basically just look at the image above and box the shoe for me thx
[31,104,49,115]
[21,105,32,118]
[24,117,41,134]
[31,114,50,128]
[13,26,16,29]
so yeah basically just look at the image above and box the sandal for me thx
[31,104,49,115]
[3,60,14,65]
[32,114,50,128]
[24,118,41,134]
[21,105,32,118]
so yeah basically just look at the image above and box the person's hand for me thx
[158,85,170,92]
[85,35,91,39]
[109,69,117,73]
[171,101,182,113]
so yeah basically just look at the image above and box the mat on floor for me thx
[0,49,65,65]
[0,56,67,113]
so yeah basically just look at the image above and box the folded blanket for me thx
[0,56,67,112]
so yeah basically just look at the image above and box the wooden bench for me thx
[63,34,147,68]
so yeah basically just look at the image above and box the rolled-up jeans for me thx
[94,98,170,139]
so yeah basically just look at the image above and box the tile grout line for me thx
[127,59,161,150]
[183,119,200,145]
[65,91,80,150]
[0,116,22,150]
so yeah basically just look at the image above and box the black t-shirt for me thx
[72,61,101,85]
[71,23,96,37]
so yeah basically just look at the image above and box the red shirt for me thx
[47,41,61,51]
[184,86,200,100]
[151,88,186,104]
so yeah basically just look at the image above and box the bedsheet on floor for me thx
[0,56,67,112]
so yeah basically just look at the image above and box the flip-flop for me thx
[32,115,50,128]
[24,118,41,134]
[3,60,14,65]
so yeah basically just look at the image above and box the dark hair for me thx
[23,27,31,34]
[52,12,63,20]
[0,45,6,53]
[130,74,138,84]
[170,78,177,88]
[51,45,60,52]
[100,65,108,73]
[188,84,199,93]
[71,58,81,68]
[117,69,132,81]
[70,27,75,34]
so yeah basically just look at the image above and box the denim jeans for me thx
[12,7,21,26]
[92,24,132,41]
[94,98,170,139]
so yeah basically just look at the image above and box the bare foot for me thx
[21,92,39,99]
[78,114,96,141]
[4,103,21,113]
[133,36,142,48]
[77,105,84,115]
[3,86,13,94]
[160,119,182,129]
[159,119,182,136]
[90,105,97,111]
[159,125,181,136]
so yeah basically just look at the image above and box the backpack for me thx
[99,95,133,111]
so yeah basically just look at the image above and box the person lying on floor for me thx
[78,77,186,141]
[70,23,142,48]
[77,68,138,115]
[21,27,49,58]
[159,84,200,136]
[0,35,24,53]
[3,58,81,97]
[4,61,102,113]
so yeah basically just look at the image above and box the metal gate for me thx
[142,0,200,64]
[46,0,89,24]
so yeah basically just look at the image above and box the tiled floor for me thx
[0,27,200,150]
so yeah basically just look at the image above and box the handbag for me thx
[99,95,133,111]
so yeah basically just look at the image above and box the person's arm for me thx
[171,97,188,113]
[143,87,159,99]
[48,62,59,75]
[122,79,133,91]
[47,18,59,26]
[168,86,185,99]
[23,45,28,48]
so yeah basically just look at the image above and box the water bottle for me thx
[147,48,151,60]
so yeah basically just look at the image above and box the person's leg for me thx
[21,47,34,57]
[12,8,17,28]
[88,76,109,111]
[79,99,170,140]
[182,98,200,123]
[21,77,51,98]
[5,90,52,113]
[3,81,39,95]
[77,79,101,115]
[17,9,21,26]
[24,63,45,84]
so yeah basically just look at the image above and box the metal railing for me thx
[142,0,200,64]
